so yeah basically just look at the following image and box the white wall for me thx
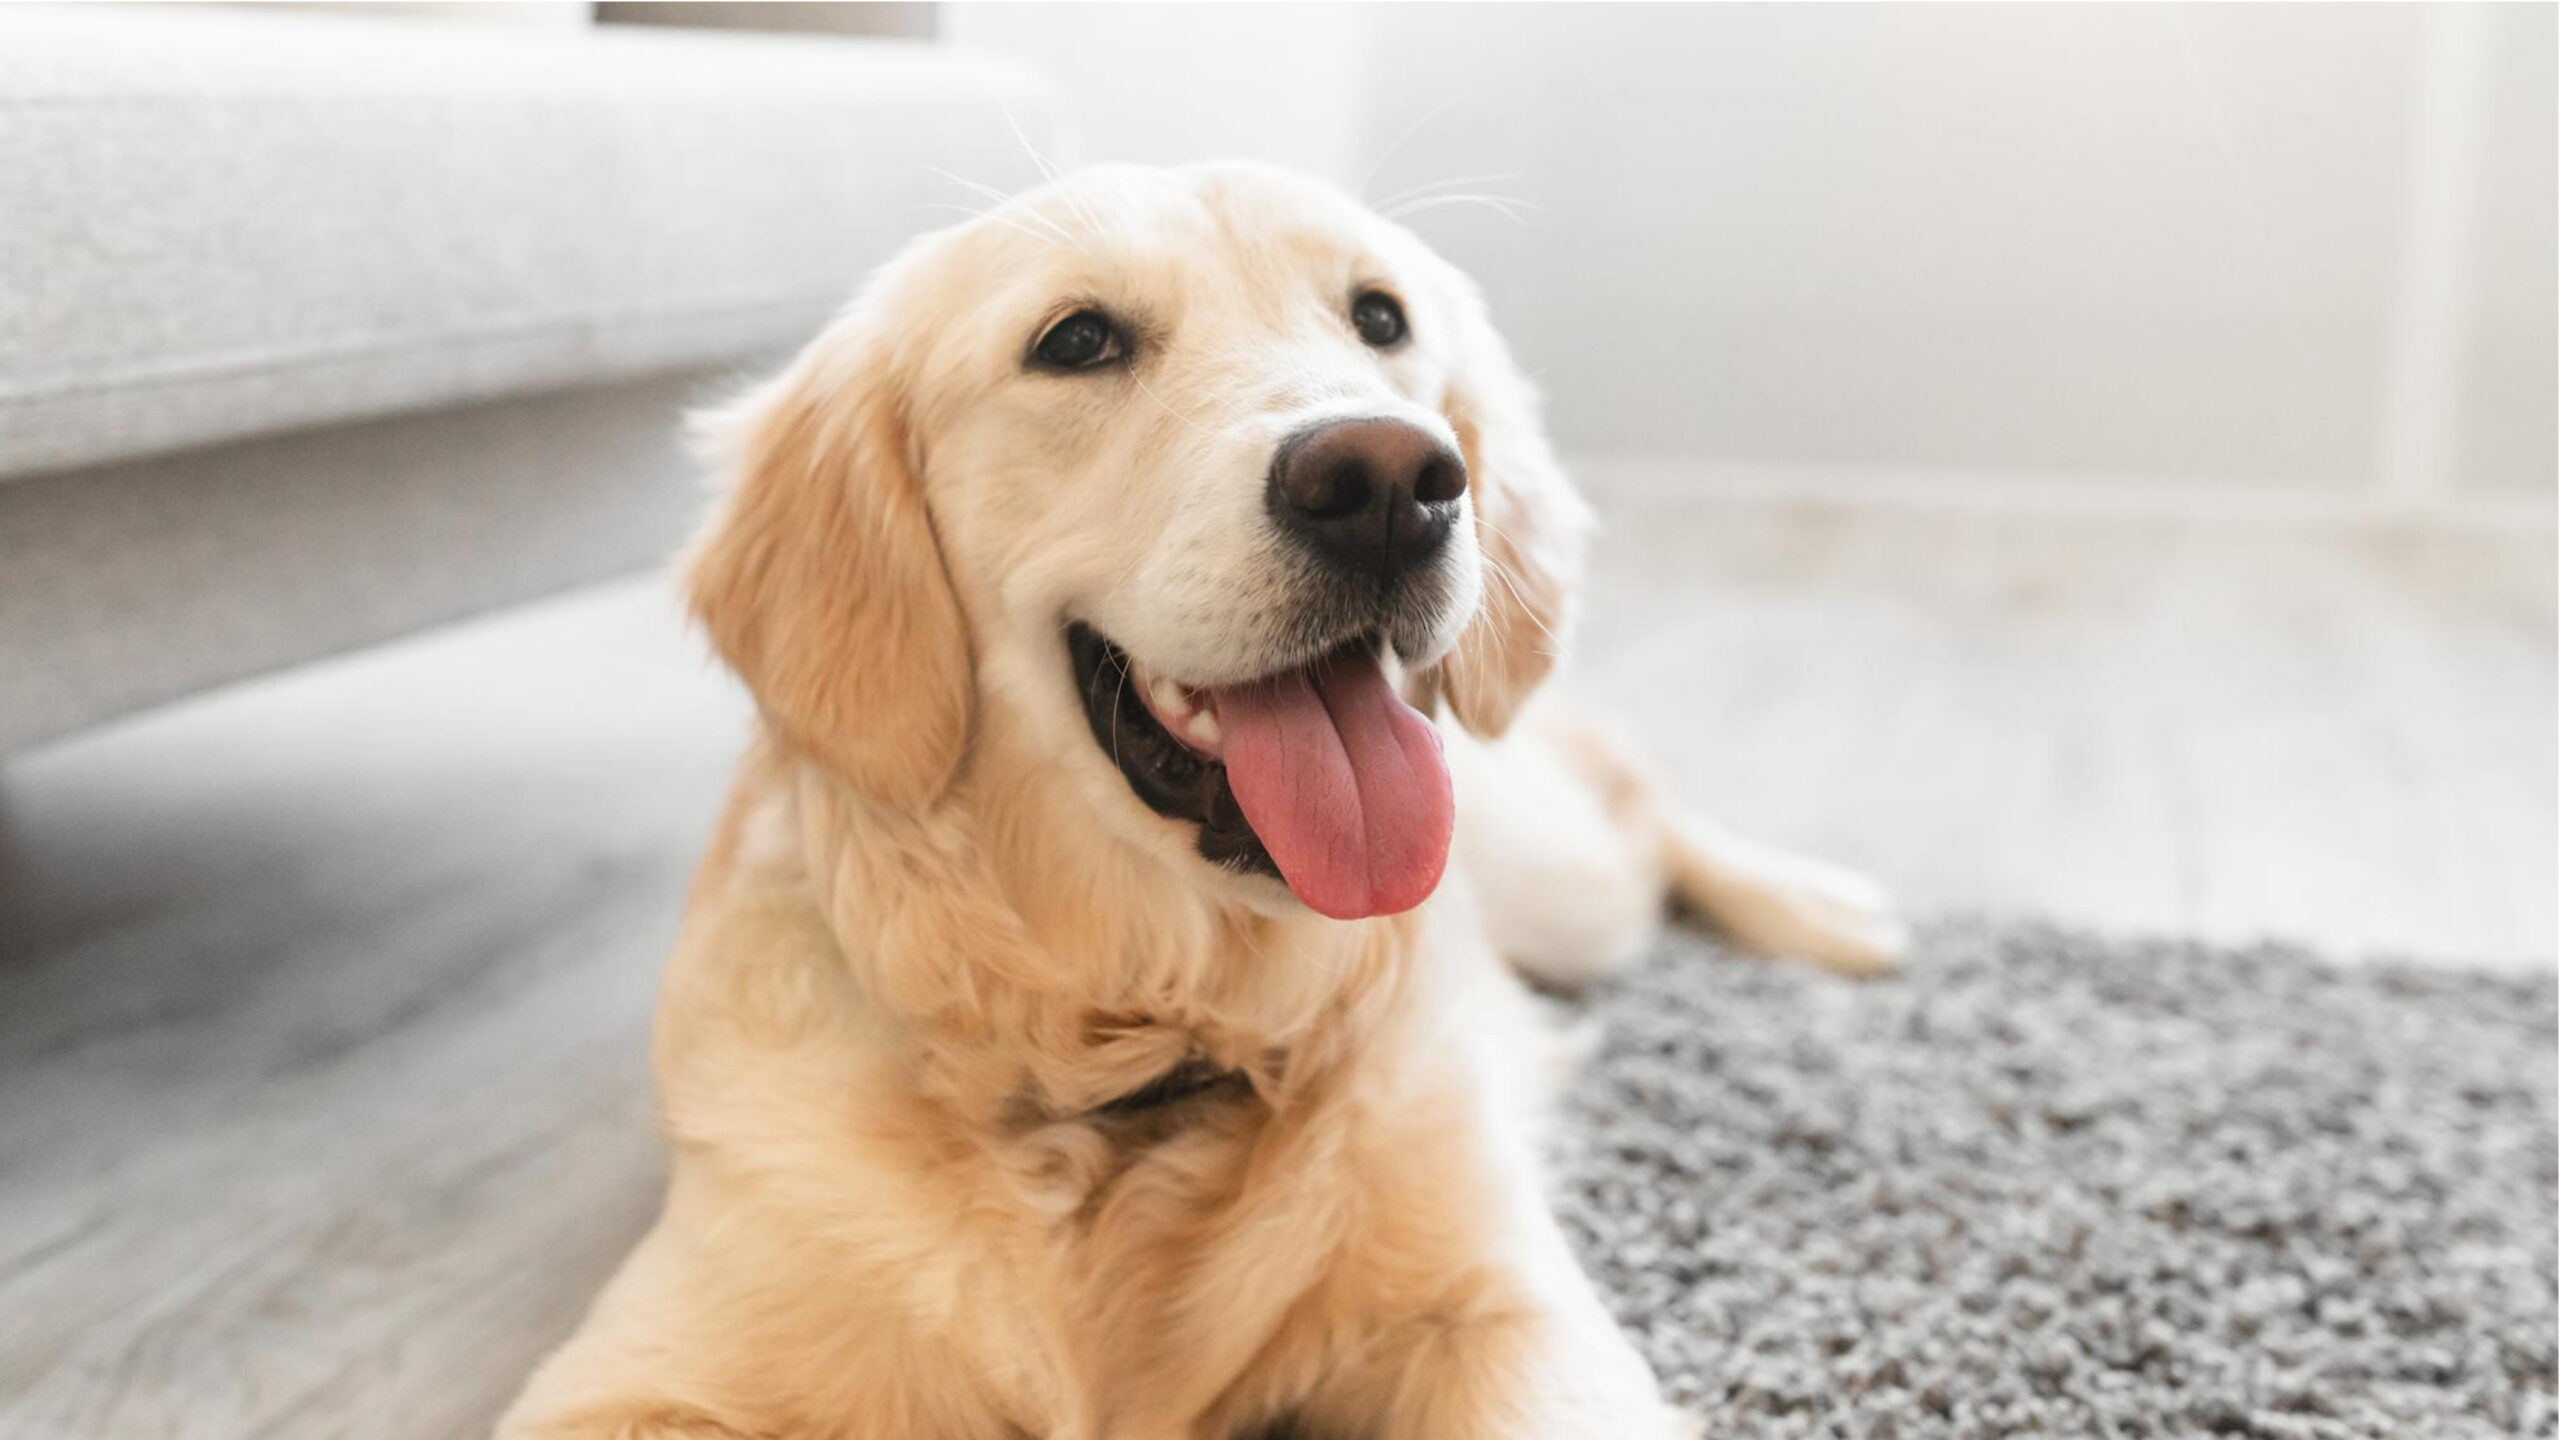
[2460,2,2559,495]
[943,4,1372,181]
[948,3,2553,512]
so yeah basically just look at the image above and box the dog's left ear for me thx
[685,316,972,812]
[1423,263,1594,738]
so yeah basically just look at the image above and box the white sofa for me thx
[0,5,1055,751]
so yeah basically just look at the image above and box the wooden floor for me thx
[0,497,2549,1439]
[1567,497,2556,966]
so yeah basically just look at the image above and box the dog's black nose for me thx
[1268,417,1468,583]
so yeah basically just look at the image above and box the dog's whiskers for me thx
[1231,919,1272,966]
[1381,193,1541,227]
[993,106,1105,240]
[1001,103,1063,187]
[920,165,1057,228]
[1355,95,1466,199]
[1471,517,1567,651]
[919,165,1086,253]
[999,104,1108,239]
[1371,172,1527,216]
[905,201,1070,253]
[1107,646,1131,773]
[1132,372,1215,437]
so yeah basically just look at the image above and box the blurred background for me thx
[967,3,2556,508]
[0,5,2551,1437]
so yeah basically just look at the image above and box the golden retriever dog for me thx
[495,161,1901,1440]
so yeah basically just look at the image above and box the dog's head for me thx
[689,162,1587,922]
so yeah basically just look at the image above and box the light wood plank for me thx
[1570,497,2556,965]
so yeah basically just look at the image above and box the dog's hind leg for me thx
[1653,805,1905,977]
[1446,712,1665,991]
[1451,701,1904,985]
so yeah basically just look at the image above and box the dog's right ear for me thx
[685,321,971,812]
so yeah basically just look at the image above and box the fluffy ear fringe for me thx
[1430,275,1593,739]
[684,335,973,812]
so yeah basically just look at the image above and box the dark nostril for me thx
[1413,456,1465,506]
[1300,461,1372,521]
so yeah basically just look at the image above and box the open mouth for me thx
[1067,623,1455,920]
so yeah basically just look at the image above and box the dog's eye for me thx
[1351,291,1408,349]
[1031,310,1125,371]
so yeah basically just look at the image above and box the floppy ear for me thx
[1429,267,1594,738]
[685,323,972,811]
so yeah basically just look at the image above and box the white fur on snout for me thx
[1089,393,1484,686]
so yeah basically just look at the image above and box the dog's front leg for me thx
[1344,1277,1691,1440]
[1328,1212,1693,1440]
[1278,1029,1692,1439]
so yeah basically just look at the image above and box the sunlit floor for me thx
[0,496,2550,1437]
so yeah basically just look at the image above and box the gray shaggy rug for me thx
[1552,923,2557,1440]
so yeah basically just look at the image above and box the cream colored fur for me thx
[495,162,1898,1440]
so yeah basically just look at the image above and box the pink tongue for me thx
[1213,649,1455,920]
